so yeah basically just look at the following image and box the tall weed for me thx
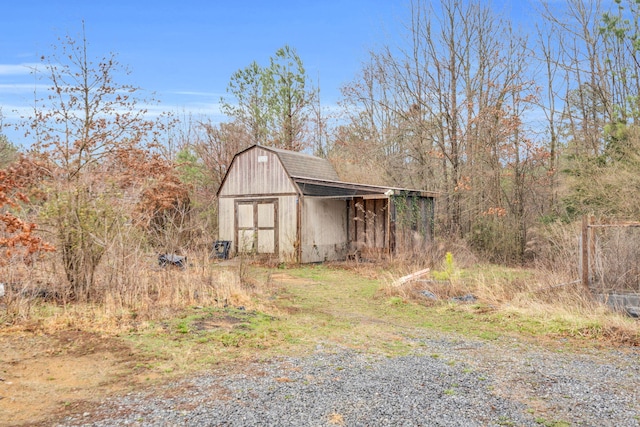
[0,247,258,332]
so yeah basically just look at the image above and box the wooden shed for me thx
[217,145,436,263]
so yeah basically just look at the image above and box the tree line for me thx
[1,0,640,303]
[332,0,640,263]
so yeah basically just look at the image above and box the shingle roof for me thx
[260,146,340,181]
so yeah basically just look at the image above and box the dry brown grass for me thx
[3,241,638,346]
[381,250,640,346]
[0,249,261,334]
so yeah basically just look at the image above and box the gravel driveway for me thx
[58,332,639,427]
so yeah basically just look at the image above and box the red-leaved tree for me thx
[0,156,54,264]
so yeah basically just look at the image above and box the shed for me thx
[217,145,436,263]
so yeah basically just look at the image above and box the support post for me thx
[296,196,302,263]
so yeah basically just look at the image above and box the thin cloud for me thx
[170,90,224,98]
[0,104,34,119]
[148,101,225,118]
[0,83,48,94]
[0,63,41,75]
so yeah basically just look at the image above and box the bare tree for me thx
[540,0,611,157]
[26,26,171,300]
[338,0,546,261]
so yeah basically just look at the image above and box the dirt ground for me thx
[0,331,142,426]
[2,269,638,426]
[0,273,303,426]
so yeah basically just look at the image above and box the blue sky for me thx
[1,0,414,143]
[1,0,536,146]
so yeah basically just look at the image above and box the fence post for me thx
[581,215,592,295]
[589,215,596,290]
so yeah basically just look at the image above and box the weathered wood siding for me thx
[218,195,297,261]
[219,146,297,197]
[218,197,235,243]
[276,195,298,261]
[301,198,347,263]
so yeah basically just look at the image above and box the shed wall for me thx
[218,198,235,244]
[301,198,347,263]
[218,146,297,197]
[276,195,298,261]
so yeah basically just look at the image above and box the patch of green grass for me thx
[175,320,190,334]
[387,296,404,306]
[478,330,500,340]
[287,264,333,282]
[496,416,515,426]
[265,265,456,355]
[124,306,298,374]
[535,418,571,427]
[378,338,415,356]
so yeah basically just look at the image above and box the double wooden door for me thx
[235,199,278,255]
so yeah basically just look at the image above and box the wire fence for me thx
[583,217,640,294]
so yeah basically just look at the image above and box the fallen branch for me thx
[393,268,431,287]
